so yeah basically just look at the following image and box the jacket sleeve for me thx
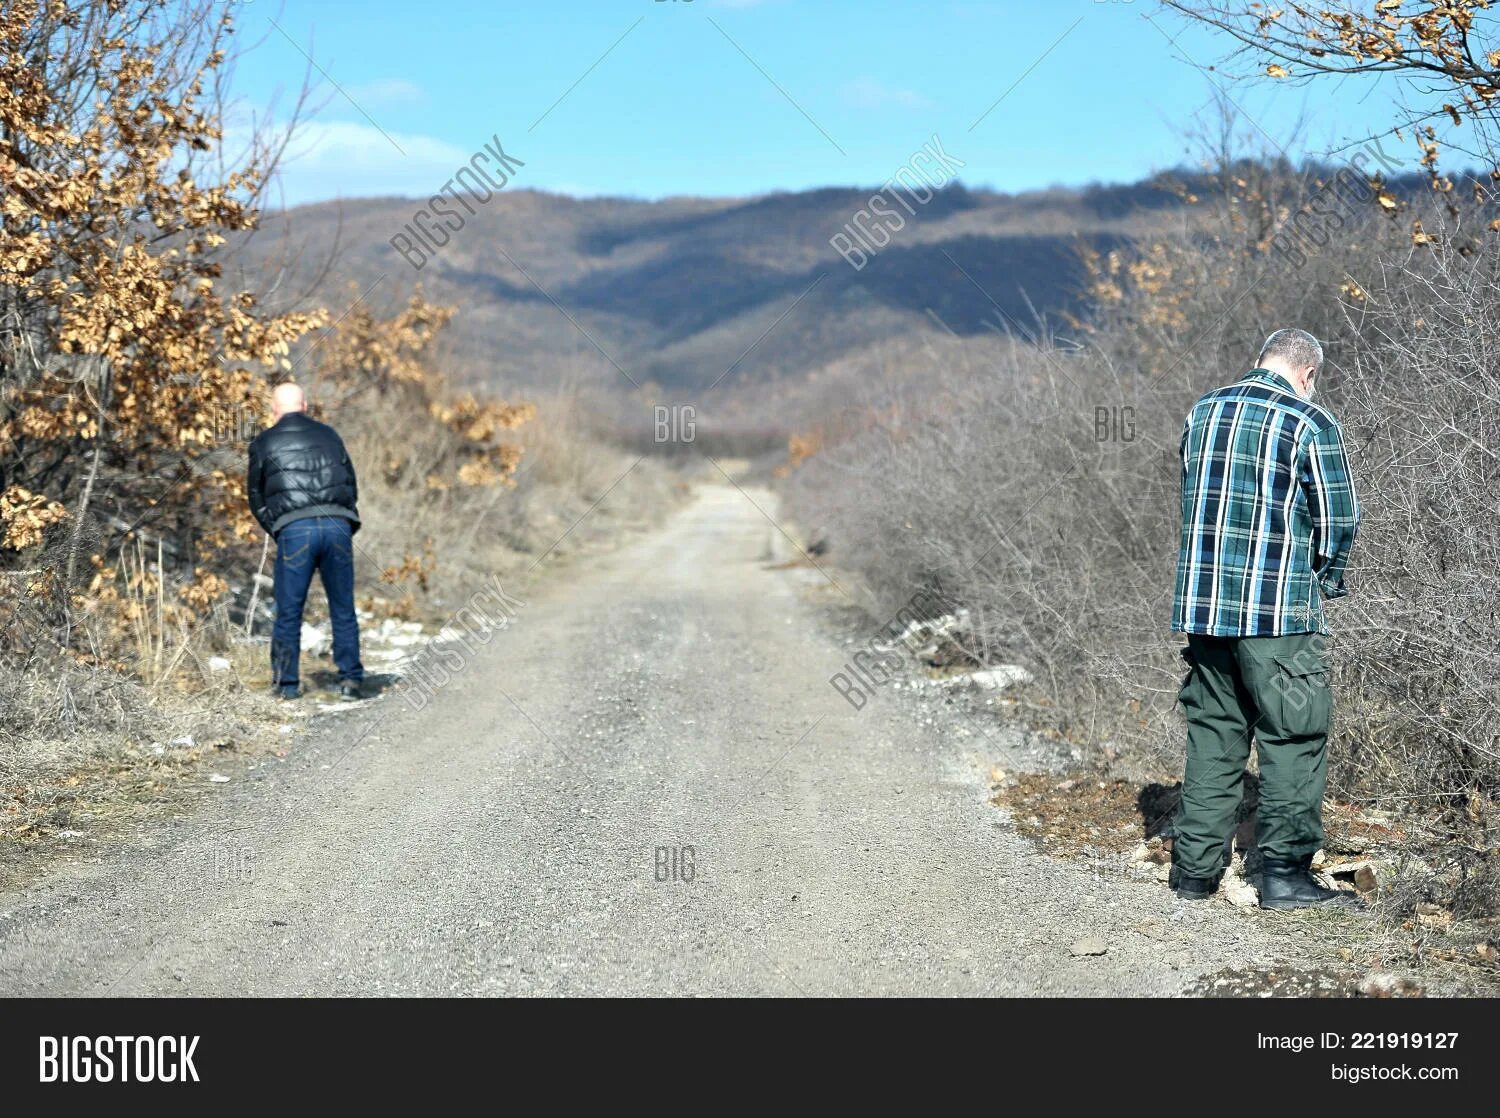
[247,436,272,534]
[1301,420,1359,599]
[343,438,359,513]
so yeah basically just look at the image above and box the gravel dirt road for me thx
[0,483,1304,996]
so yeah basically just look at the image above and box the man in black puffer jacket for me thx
[248,383,365,700]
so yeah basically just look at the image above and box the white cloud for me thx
[230,118,485,206]
[343,78,425,109]
[839,77,933,110]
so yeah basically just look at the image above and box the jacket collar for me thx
[1242,367,1299,395]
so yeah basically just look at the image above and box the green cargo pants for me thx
[1173,632,1333,881]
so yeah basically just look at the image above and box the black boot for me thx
[1174,874,1218,901]
[1259,857,1363,911]
[1167,834,1233,901]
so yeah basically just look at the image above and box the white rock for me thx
[1358,972,1403,998]
[893,610,971,649]
[892,618,932,645]
[207,774,230,784]
[966,666,1032,691]
[1222,872,1260,907]
[169,734,195,749]
[300,623,329,654]
[208,656,232,672]
[381,633,426,648]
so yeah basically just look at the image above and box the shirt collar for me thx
[1243,367,1298,394]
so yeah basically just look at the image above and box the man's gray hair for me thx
[1257,328,1323,373]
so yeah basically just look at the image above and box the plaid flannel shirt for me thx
[1172,368,1359,637]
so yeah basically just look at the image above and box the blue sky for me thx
[227,0,1429,207]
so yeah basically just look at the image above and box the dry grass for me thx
[0,637,295,891]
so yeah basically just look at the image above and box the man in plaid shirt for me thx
[1171,329,1362,910]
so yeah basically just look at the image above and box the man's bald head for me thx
[271,382,306,421]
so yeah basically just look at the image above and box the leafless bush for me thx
[785,181,1500,917]
[1328,239,1500,913]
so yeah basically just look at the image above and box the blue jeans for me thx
[270,516,363,688]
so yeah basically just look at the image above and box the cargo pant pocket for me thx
[1268,652,1332,741]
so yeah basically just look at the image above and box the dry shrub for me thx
[0,1,539,690]
[0,0,327,572]
[786,169,1500,918]
[1331,243,1500,916]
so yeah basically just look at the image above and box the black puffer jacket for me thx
[247,413,361,536]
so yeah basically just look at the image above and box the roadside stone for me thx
[1130,837,1171,865]
[1322,857,1387,896]
[967,666,1032,691]
[1221,870,1259,907]
[1070,936,1108,957]
[300,622,329,655]
[1358,971,1424,998]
